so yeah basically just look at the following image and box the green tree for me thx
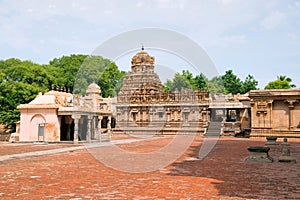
[264,75,296,89]
[73,55,113,94]
[98,63,126,97]
[193,73,208,90]
[0,81,39,128]
[5,61,54,92]
[242,74,258,93]
[221,70,243,94]
[182,70,195,88]
[49,54,88,91]
[0,59,46,128]
[207,76,225,94]
[164,72,193,92]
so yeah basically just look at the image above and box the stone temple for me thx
[14,48,300,142]
[115,48,211,135]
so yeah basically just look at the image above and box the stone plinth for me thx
[265,136,278,145]
[245,146,273,162]
[278,148,296,163]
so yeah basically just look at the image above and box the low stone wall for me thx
[112,127,206,136]
[250,129,300,138]
[0,133,11,141]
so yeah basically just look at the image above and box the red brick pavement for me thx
[0,142,82,156]
[0,137,299,199]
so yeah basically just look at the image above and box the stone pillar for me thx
[149,111,154,126]
[166,109,171,127]
[285,100,298,129]
[98,116,103,142]
[107,116,112,140]
[72,115,80,144]
[86,115,92,143]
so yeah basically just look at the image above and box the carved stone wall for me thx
[249,89,300,137]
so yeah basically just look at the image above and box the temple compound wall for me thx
[249,89,300,138]
[17,83,113,143]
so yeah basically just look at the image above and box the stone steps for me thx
[205,121,222,137]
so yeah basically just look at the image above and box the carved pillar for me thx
[72,115,80,144]
[285,100,299,129]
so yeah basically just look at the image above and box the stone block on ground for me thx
[245,146,273,162]
[265,136,278,145]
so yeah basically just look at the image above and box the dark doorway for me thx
[101,116,108,128]
[60,116,74,141]
[111,117,116,128]
[210,108,226,122]
[78,116,87,141]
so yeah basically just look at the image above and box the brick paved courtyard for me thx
[0,136,299,199]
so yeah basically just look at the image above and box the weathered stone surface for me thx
[245,146,273,162]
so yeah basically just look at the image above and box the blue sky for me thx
[1,0,299,88]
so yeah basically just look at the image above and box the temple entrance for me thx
[210,108,226,122]
[60,116,74,141]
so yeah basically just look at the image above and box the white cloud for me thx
[260,11,287,30]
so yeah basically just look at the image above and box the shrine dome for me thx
[86,83,101,95]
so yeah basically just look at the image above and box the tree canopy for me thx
[164,72,194,92]
[163,69,258,94]
[0,54,125,129]
[264,75,296,89]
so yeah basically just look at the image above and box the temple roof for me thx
[17,91,73,109]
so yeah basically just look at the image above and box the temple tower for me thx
[119,48,163,94]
